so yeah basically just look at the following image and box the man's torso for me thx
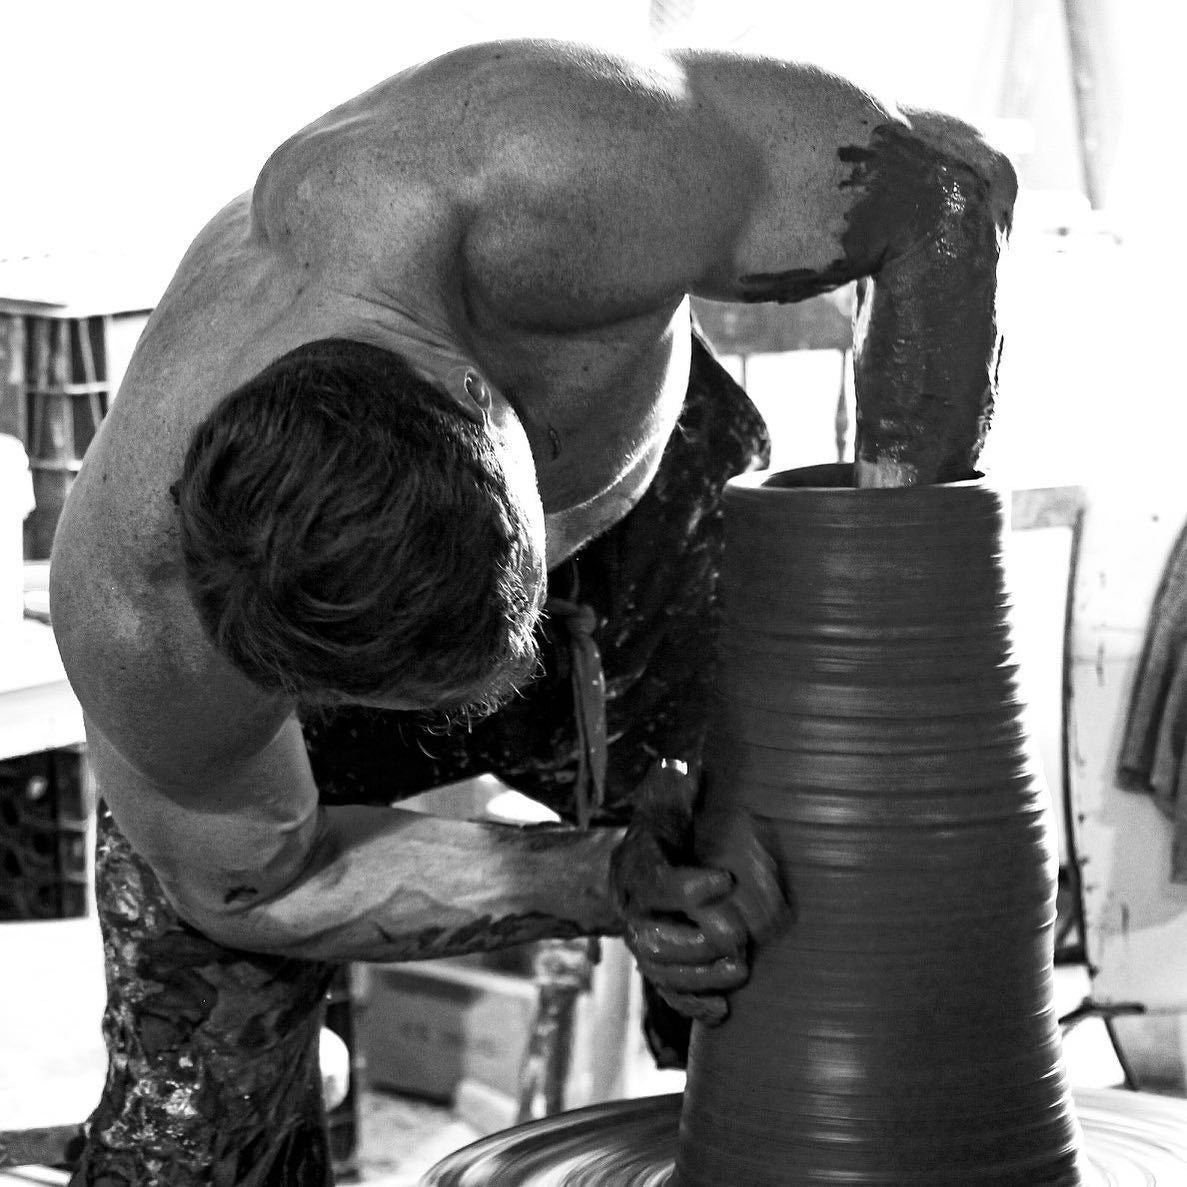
[52,43,697,771]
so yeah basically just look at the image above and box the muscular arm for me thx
[431,42,1017,483]
[88,715,623,962]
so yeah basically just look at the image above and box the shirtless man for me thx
[50,40,1015,1184]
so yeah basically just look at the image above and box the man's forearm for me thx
[847,119,1016,486]
[183,805,626,962]
[730,109,1016,487]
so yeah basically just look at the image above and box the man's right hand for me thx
[609,759,788,1025]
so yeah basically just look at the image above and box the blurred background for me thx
[0,0,1179,487]
[2,2,1185,1184]
[0,0,1153,258]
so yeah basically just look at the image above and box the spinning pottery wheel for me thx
[421,1090,1187,1185]
[424,466,1187,1184]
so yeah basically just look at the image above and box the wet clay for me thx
[672,466,1084,1185]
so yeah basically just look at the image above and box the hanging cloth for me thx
[545,594,607,830]
[1120,520,1187,883]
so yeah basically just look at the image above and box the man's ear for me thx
[463,369,493,417]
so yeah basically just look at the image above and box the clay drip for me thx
[673,463,1084,1186]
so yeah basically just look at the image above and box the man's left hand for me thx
[609,759,787,1024]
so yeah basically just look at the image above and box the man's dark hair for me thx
[174,337,543,713]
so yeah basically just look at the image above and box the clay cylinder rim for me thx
[726,461,987,496]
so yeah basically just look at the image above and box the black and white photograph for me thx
[0,2,1182,1183]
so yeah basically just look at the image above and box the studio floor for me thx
[347,1048,686,1186]
[352,1091,482,1186]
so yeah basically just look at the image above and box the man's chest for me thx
[470,301,692,520]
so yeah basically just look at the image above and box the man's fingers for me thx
[634,865,734,914]
[685,897,750,958]
[658,988,729,1026]
[730,848,790,944]
[695,810,791,944]
[636,954,747,994]
[640,757,700,818]
[626,916,739,965]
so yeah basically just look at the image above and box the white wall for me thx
[1068,481,1187,1088]
[0,0,650,263]
[1,0,1163,273]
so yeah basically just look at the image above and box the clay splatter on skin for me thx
[375,912,587,960]
[738,122,1015,484]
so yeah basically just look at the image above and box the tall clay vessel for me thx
[675,463,1085,1186]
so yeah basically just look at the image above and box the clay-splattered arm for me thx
[166,800,628,962]
[88,715,626,963]
[456,46,1017,484]
[731,111,1017,487]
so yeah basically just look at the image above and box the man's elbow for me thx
[901,109,1018,236]
[162,879,307,957]
[980,141,1018,238]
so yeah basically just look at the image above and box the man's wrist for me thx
[510,822,626,937]
[579,825,628,936]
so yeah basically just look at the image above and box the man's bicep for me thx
[91,716,323,925]
[460,44,899,322]
[669,51,910,301]
[456,45,753,324]
[671,56,1017,304]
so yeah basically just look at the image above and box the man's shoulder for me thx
[249,40,674,234]
[51,512,287,787]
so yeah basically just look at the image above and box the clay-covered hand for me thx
[609,759,787,1025]
[693,806,788,950]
